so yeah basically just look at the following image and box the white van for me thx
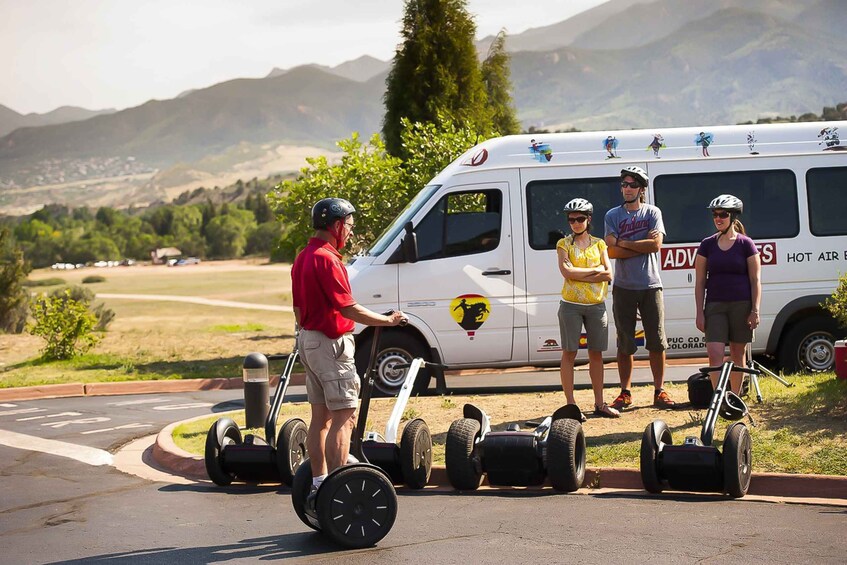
[348,121,847,394]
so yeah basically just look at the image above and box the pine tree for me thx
[481,29,520,135]
[383,0,491,157]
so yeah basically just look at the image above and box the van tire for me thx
[355,331,431,396]
[778,317,840,373]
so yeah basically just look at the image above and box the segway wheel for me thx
[317,465,398,549]
[445,418,483,491]
[204,418,241,486]
[723,423,752,498]
[290,458,319,531]
[276,418,308,487]
[546,418,586,492]
[640,420,672,494]
[400,418,432,489]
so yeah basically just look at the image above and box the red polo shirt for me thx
[291,237,356,339]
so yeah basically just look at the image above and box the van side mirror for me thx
[401,222,418,264]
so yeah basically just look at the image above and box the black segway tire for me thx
[547,418,586,492]
[317,464,398,549]
[400,418,432,489]
[640,420,671,494]
[276,418,308,487]
[445,418,483,491]
[723,423,752,498]
[290,458,319,531]
[204,418,241,486]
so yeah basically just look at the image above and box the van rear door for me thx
[398,183,514,364]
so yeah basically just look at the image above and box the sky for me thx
[1,0,607,115]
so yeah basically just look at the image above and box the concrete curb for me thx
[153,414,847,501]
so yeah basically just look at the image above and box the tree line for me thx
[0,177,282,269]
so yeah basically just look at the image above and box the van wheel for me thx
[356,331,431,396]
[778,317,840,373]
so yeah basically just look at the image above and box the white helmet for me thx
[621,165,649,187]
[563,198,593,215]
[707,194,743,213]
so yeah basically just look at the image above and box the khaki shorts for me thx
[297,330,360,411]
[558,301,608,352]
[705,300,754,344]
[612,286,668,355]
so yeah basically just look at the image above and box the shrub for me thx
[823,272,847,328]
[49,285,115,331]
[23,278,65,287]
[82,275,106,284]
[28,289,101,360]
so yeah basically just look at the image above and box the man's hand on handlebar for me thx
[386,310,408,326]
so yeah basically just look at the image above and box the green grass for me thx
[23,277,66,287]
[209,323,267,333]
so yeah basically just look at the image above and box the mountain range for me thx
[1,0,845,213]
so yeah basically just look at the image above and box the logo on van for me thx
[660,242,778,270]
[818,126,844,151]
[450,294,491,340]
[529,139,553,163]
[461,148,489,166]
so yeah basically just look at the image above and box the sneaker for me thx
[305,485,318,514]
[654,389,676,409]
[609,391,632,411]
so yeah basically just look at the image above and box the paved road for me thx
[1,385,844,564]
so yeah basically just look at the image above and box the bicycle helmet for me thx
[719,391,748,421]
[620,165,649,187]
[707,194,743,214]
[311,198,356,229]
[563,198,593,215]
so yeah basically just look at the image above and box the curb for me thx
[153,415,847,501]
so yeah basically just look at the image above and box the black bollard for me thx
[243,353,270,429]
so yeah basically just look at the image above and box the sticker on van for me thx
[529,139,553,162]
[450,294,491,340]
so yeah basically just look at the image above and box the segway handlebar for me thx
[698,364,763,376]
[392,361,449,370]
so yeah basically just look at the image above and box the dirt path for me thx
[97,293,293,312]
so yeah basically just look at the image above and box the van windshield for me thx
[367,184,441,256]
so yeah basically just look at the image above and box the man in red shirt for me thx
[291,197,406,506]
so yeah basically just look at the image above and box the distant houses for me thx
[150,247,182,265]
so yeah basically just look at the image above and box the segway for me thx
[290,323,401,549]
[204,349,307,487]
[445,403,586,492]
[640,360,759,498]
[359,357,441,489]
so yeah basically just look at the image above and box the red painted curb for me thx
[0,383,85,401]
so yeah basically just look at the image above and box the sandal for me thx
[594,403,620,418]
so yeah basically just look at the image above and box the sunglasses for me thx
[620,181,642,188]
[568,216,588,224]
[712,211,730,219]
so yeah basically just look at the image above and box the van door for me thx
[398,183,514,364]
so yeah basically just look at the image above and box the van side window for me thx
[415,190,502,261]
[526,178,621,250]
[654,170,799,244]
[807,167,847,236]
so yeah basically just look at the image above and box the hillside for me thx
[0,105,115,137]
[1,0,845,213]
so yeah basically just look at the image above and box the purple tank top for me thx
[697,233,758,303]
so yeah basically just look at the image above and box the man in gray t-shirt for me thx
[604,166,676,410]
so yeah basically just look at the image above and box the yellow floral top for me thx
[557,235,608,305]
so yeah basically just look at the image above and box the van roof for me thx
[435,121,847,183]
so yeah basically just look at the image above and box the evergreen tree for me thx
[383,0,491,157]
[481,29,520,135]
[0,228,31,333]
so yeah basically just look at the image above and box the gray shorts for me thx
[558,300,609,352]
[705,300,754,344]
[297,330,360,411]
[612,286,668,355]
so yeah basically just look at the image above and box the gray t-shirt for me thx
[604,204,665,290]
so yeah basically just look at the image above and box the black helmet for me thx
[621,165,649,187]
[311,198,355,229]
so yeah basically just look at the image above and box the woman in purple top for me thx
[694,195,762,393]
